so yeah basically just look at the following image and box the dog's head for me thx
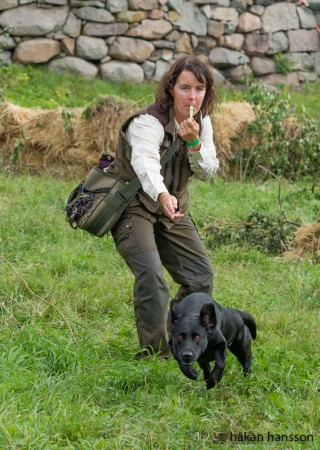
[169,301,217,366]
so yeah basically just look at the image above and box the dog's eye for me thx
[193,335,200,342]
[177,334,184,342]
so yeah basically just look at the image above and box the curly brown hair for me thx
[155,55,216,116]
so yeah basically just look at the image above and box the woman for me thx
[109,55,219,360]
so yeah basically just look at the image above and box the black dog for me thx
[169,293,257,389]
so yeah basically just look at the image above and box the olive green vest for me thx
[108,103,201,222]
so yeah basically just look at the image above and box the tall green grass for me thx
[0,173,319,448]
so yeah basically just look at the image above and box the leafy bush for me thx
[230,77,320,180]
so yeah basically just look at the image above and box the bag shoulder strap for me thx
[116,137,182,201]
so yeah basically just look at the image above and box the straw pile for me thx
[283,221,320,260]
[212,101,256,177]
[0,98,255,178]
[0,97,134,178]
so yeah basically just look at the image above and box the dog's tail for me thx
[239,311,257,340]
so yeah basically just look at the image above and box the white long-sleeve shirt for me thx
[126,113,219,202]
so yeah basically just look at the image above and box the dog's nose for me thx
[182,351,193,363]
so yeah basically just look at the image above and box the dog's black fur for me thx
[169,293,257,389]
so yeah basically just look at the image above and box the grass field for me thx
[0,64,319,448]
[0,173,319,449]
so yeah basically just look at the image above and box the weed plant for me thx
[0,173,319,448]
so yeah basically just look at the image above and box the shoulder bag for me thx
[65,138,181,238]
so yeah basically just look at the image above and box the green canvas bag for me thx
[65,138,181,238]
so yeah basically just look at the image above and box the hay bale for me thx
[283,222,320,260]
[212,101,256,177]
[0,97,135,177]
[1,98,257,178]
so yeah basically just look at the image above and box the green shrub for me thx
[231,78,320,180]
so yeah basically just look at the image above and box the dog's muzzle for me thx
[182,351,194,365]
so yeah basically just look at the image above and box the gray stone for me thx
[153,59,170,81]
[211,67,226,85]
[149,48,174,62]
[208,20,225,38]
[62,38,76,56]
[128,0,159,10]
[250,5,265,16]
[243,33,268,56]
[0,4,68,37]
[116,11,148,23]
[209,47,249,68]
[298,71,318,82]
[224,21,238,35]
[218,33,244,51]
[237,12,261,32]
[211,7,239,21]
[49,56,99,78]
[250,56,276,75]
[71,0,105,5]
[36,0,68,4]
[215,0,231,6]
[175,32,193,53]
[314,52,320,76]
[195,0,222,4]
[76,7,115,23]
[152,39,175,50]
[0,34,16,49]
[83,22,129,37]
[178,2,207,36]
[100,60,144,83]
[262,3,299,33]
[256,0,272,6]
[126,19,172,39]
[194,36,217,53]
[107,0,128,13]
[230,0,248,13]
[76,36,108,61]
[259,72,300,86]
[267,31,288,55]
[165,30,181,42]
[286,52,314,72]
[0,50,11,65]
[223,64,252,82]
[167,0,184,14]
[63,12,82,39]
[297,6,317,29]
[0,0,18,11]
[142,59,155,79]
[109,36,154,62]
[288,29,319,52]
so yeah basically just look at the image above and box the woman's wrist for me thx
[187,136,201,152]
[187,137,201,148]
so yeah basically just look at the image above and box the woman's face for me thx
[172,69,206,123]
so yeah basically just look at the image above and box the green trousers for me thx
[111,212,213,357]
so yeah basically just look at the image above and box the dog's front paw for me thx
[180,363,198,380]
[206,375,220,390]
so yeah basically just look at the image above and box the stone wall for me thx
[0,0,319,86]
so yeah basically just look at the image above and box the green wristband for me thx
[187,137,201,148]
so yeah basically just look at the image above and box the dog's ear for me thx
[199,303,217,331]
[170,300,181,323]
